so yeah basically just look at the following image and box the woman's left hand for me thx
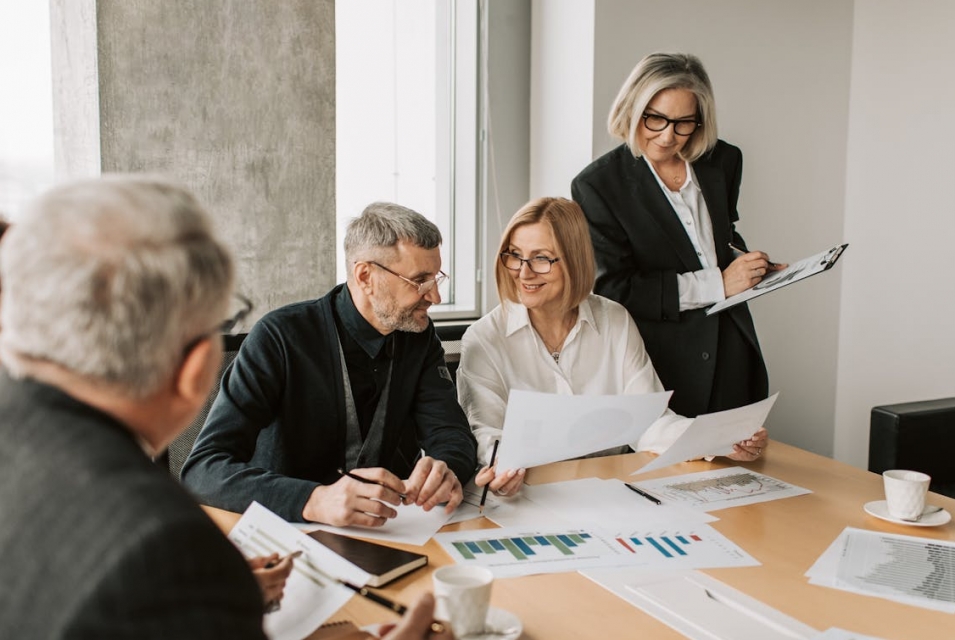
[726,427,768,461]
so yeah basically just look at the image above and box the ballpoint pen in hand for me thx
[337,467,408,502]
[262,550,303,613]
[729,242,779,268]
[478,439,501,515]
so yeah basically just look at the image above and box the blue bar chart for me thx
[436,524,757,578]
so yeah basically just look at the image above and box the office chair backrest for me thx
[164,333,247,478]
[869,397,955,499]
[435,322,469,384]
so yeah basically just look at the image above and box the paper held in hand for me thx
[706,243,847,315]
[631,394,779,476]
[494,389,671,472]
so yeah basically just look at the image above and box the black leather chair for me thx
[869,397,955,498]
[157,333,247,478]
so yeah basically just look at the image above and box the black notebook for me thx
[307,529,428,587]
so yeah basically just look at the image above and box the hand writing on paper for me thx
[475,465,525,498]
[403,456,463,514]
[723,251,786,297]
[302,467,404,527]
[726,427,768,462]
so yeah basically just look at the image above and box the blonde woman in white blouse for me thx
[457,197,767,497]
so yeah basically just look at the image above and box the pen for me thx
[310,562,447,634]
[478,439,501,515]
[337,468,407,502]
[728,243,778,268]
[265,549,303,568]
[624,482,662,505]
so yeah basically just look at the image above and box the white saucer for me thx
[863,500,952,527]
[461,607,522,640]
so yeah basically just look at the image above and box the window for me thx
[336,0,480,318]
[0,3,54,221]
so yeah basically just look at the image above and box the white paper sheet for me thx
[435,522,754,579]
[581,569,816,640]
[495,389,671,472]
[631,466,811,511]
[806,527,955,613]
[632,394,778,475]
[811,629,888,640]
[305,501,454,546]
[229,502,371,640]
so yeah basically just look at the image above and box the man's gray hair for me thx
[343,202,442,277]
[0,175,234,398]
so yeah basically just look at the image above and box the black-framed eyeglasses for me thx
[219,292,254,335]
[500,252,561,275]
[641,113,700,136]
[369,261,449,296]
[183,292,254,356]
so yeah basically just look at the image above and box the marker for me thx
[624,482,662,505]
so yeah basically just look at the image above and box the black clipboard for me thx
[706,243,848,315]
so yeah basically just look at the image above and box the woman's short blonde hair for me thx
[608,52,718,163]
[496,197,594,314]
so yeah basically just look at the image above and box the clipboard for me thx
[706,243,848,315]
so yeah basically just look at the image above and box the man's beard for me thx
[371,296,431,333]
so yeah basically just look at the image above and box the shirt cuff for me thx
[677,267,726,311]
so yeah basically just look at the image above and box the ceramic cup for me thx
[883,469,931,520]
[432,565,493,636]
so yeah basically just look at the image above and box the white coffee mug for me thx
[883,469,930,520]
[432,565,493,636]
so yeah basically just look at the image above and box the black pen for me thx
[624,482,662,505]
[337,468,407,502]
[729,242,778,268]
[265,549,303,568]
[478,439,501,515]
[312,564,447,634]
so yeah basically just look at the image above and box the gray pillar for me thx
[50,0,337,321]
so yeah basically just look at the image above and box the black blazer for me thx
[572,140,767,417]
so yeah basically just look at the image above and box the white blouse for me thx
[456,294,692,464]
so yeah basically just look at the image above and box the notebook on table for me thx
[308,529,428,587]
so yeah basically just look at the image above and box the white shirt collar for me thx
[643,156,698,193]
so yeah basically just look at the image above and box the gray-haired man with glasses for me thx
[182,202,477,527]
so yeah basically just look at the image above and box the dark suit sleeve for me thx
[181,318,319,521]
[572,173,682,323]
[411,329,478,485]
[67,512,266,639]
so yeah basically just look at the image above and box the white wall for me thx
[529,0,594,199]
[834,1,955,467]
[582,0,854,457]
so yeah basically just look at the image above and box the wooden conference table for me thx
[205,442,955,639]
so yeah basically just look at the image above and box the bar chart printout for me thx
[808,527,955,613]
[435,524,756,578]
[634,466,811,511]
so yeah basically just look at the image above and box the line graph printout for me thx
[435,523,756,578]
[632,466,811,511]
[807,527,955,613]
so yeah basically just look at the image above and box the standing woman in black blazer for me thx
[572,53,784,436]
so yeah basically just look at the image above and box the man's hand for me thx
[403,456,463,514]
[302,467,405,527]
[379,592,455,640]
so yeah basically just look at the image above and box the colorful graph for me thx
[452,532,594,561]
[614,534,703,558]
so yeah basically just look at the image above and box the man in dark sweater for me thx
[182,202,477,526]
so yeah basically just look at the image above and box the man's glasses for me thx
[500,252,561,275]
[220,292,254,335]
[370,262,448,296]
[183,292,253,355]
[641,113,700,136]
